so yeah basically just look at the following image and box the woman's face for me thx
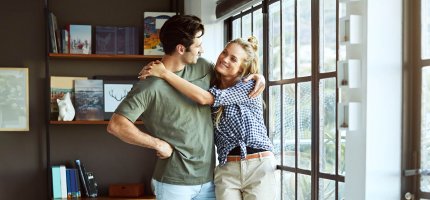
[215,43,247,78]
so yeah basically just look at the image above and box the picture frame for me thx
[0,68,29,131]
[102,79,136,120]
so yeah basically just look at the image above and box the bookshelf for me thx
[45,0,182,198]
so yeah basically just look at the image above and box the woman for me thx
[142,36,277,200]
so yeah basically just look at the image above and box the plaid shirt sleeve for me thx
[208,80,255,107]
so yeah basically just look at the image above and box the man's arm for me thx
[244,74,266,98]
[107,113,172,159]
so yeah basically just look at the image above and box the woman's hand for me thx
[138,60,167,80]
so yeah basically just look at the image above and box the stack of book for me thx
[95,26,139,55]
[51,160,98,198]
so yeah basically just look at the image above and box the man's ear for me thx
[176,44,186,55]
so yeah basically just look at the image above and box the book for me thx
[75,160,89,197]
[75,160,98,197]
[50,76,88,120]
[66,169,72,198]
[95,26,117,54]
[143,12,176,55]
[59,165,67,198]
[74,79,104,120]
[68,24,92,54]
[117,26,139,55]
[51,166,62,198]
[61,29,69,54]
[71,168,82,197]
[48,12,59,53]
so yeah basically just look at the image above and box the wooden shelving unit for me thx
[49,53,162,60]
[45,0,181,198]
[50,120,144,125]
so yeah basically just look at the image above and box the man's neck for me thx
[161,55,186,72]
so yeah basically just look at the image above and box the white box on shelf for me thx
[339,15,362,44]
[338,102,361,131]
[338,59,361,88]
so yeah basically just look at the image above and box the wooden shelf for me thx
[50,120,143,125]
[49,53,162,60]
[64,195,155,200]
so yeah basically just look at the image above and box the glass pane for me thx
[298,174,311,200]
[283,84,296,167]
[283,171,296,200]
[339,181,345,200]
[232,18,241,39]
[318,178,336,200]
[298,82,312,170]
[338,129,346,176]
[242,13,252,39]
[319,0,337,72]
[298,0,312,77]
[269,1,282,81]
[270,85,282,165]
[253,9,264,75]
[319,78,336,174]
[422,0,430,59]
[421,66,430,192]
[282,0,296,79]
[339,2,346,18]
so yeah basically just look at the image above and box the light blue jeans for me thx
[151,179,216,200]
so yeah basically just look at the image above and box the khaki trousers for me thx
[214,154,278,200]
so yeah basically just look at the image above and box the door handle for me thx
[404,169,430,176]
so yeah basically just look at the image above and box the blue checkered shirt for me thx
[209,79,273,165]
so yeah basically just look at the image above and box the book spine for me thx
[51,166,62,198]
[59,165,67,198]
[66,168,72,198]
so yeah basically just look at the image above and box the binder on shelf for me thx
[75,160,98,197]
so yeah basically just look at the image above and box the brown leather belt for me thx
[226,151,273,162]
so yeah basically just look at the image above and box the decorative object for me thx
[103,80,135,120]
[50,76,88,120]
[74,79,104,121]
[57,92,75,121]
[0,67,29,131]
[143,12,176,55]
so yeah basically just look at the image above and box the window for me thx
[228,0,342,199]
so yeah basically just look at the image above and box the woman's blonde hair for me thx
[213,36,260,127]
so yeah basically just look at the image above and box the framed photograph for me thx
[0,68,29,131]
[103,80,135,120]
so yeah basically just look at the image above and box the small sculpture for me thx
[57,92,75,121]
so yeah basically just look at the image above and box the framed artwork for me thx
[0,68,29,131]
[103,80,135,120]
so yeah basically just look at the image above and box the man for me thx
[107,15,265,200]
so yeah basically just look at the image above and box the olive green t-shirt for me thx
[115,58,215,185]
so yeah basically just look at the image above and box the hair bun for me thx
[247,36,258,51]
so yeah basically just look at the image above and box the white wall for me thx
[184,0,224,62]
[364,0,402,198]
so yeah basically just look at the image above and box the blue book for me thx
[51,166,62,198]
[66,169,72,198]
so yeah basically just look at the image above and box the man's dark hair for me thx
[159,15,205,55]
